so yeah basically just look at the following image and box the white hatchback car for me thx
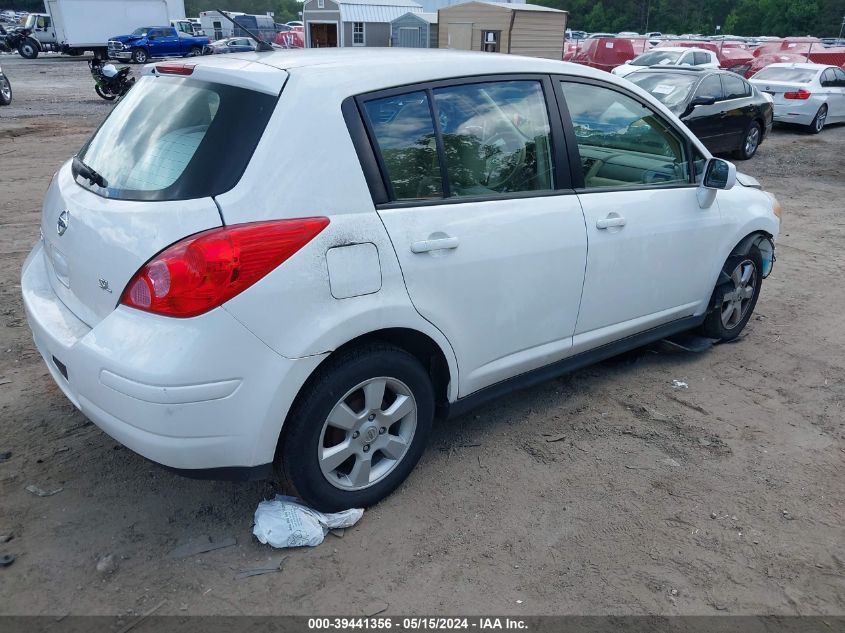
[749,62,845,133]
[22,50,781,511]
[611,47,720,78]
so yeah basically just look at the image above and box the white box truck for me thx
[15,0,185,58]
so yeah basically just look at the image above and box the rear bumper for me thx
[22,241,326,475]
[772,100,819,126]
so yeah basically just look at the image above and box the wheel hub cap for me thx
[318,376,417,491]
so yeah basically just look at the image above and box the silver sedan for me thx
[749,62,845,133]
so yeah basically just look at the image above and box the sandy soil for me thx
[1,55,843,617]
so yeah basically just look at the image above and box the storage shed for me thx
[438,1,567,60]
[391,12,437,48]
[303,0,423,47]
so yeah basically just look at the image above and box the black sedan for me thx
[626,67,773,160]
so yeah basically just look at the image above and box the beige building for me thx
[437,1,568,59]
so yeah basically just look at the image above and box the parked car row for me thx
[566,34,845,82]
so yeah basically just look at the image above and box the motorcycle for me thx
[89,58,134,101]
[0,64,11,106]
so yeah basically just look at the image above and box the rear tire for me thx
[0,75,11,106]
[130,48,148,64]
[808,104,827,134]
[734,121,761,160]
[187,46,202,56]
[699,246,763,342]
[95,84,117,100]
[277,343,434,512]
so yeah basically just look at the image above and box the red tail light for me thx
[155,63,195,76]
[784,89,811,100]
[121,218,329,318]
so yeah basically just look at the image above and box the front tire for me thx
[734,121,761,160]
[130,48,148,64]
[18,38,38,59]
[699,246,763,342]
[277,343,434,512]
[809,104,827,134]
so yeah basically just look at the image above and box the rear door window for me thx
[431,81,554,197]
[362,79,555,201]
[693,52,710,65]
[820,69,836,87]
[696,75,723,100]
[722,74,750,99]
[75,75,277,201]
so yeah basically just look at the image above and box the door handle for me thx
[596,215,626,230]
[410,236,459,253]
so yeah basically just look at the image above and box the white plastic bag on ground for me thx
[253,495,364,548]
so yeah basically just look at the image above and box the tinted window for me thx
[821,69,836,86]
[626,72,699,110]
[696,75,723,100]
[560,81,689,189]
[76,76,277,201]
[693,52,710,65]
[834,68,845,85]
[678,52,695,66]
[363,81,555,201]
[432,81,553,197]
[722,74,750,99]
[364,91,442,201]
[751,67,816,83]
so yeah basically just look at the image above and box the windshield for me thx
[627,72,699,110]
[131,28,148,37]
[75,75,277,201]
[752,67,817,83]
[631,50,683,66]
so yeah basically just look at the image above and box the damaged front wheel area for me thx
[700,246,763,342]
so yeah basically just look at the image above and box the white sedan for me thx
[749,62,845,133]
[22,50,780,511]
[612,46,719,78]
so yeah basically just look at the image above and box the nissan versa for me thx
[22,50,781,511]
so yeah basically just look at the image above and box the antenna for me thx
[214,8,274,51]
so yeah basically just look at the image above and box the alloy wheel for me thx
[0,77,10,102]
[744,126,760,156]
[318,377,417,491]
[815,107,827,132]
[720,259,757,330]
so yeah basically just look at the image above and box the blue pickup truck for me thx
[107,26,209,64]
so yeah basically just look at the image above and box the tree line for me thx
[6,0,844,37]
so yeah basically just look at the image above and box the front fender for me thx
[702,185,779,311]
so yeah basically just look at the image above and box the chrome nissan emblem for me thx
[57,210,69,236]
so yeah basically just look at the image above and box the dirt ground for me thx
[1,54,843,617]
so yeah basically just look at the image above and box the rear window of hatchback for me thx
[74,75,277,202]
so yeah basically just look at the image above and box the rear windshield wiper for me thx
[72,156,109,189]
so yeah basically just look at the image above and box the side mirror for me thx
[703,157,736,190]
[698,157,736,208]
[691,95,716,107]
[682,94,716,117]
